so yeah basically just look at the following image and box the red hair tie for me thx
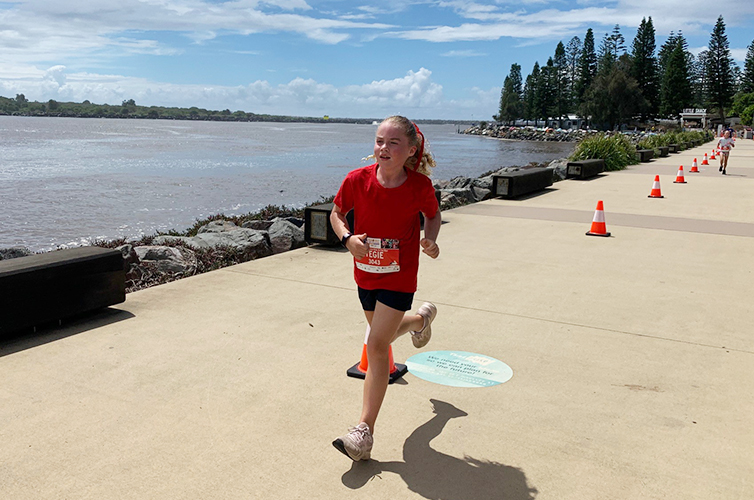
[412,122,424,165]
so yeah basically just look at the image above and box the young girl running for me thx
[717,129,735,175]
[330,116,441,461]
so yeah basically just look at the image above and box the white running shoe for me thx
[332,422,373,461]
[411,302,437,348]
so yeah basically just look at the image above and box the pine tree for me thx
[597,32,615,75]
[631,17,659,119]
[597,25,626,76]
[581,57,645,130]
[575,29,597,110]
[538,58,557,125]
[610,25,627,57]
[660,38,693,116]
[553,41,570,125]
[740,39,754,94]
[732,66,742,92]
[566,36,582,109]
[705,16,735,124]
[495,64,523,124]
[658,31,677,83]
[693,50,708,107]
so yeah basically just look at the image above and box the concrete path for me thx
[2,136,752,499]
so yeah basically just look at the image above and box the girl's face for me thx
[374,121,417,171]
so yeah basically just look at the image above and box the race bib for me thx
[355,238,400,273]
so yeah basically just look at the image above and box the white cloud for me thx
[389,2,754,43]
[441,50,486,57]
[186,31,218,44]
[730,48,748,62]
[437,1,500,18]
[0,0,394,70]
[0,65,474,118]
[689,45,748,63]
[357,1,412,16]
[3,1,753,120]
[44,65,67,86]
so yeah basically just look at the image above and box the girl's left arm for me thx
[420,210,441,259]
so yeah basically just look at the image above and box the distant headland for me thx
[0,94,472,125]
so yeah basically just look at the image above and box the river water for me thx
[0,116,574,251]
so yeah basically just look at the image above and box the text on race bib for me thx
[355,237,400,274]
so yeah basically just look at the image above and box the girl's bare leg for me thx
[391,311,424,342]
[360,303,424,433]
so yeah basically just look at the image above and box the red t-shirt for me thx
[334,163,438,293]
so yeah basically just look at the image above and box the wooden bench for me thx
[492,167,554,199]
[637,149,654,162]
[0,247,125,336]
[566,159,605,180]
[305,191,441,245]
[304,203,353,245]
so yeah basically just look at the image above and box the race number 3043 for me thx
[355,237,400,273]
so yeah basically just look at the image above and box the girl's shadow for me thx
[342,399,537,500]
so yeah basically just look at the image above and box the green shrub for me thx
[742,105,754,127]
[664,131,681,149]
[636,138,657,152]
[570,133,639,171]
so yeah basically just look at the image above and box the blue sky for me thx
[1,0,753,120]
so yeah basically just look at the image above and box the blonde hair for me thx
[368,115,437,177]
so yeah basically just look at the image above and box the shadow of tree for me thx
[342,399,537,499]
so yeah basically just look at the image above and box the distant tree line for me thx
[0,95,338,122]
[494,16,754,130]
[0,96,386,124]
[0,96,472,125]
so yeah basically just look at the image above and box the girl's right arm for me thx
[330,205,368,259]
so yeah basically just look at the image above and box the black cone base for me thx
[586,231,611,237]
[347,362,408,384]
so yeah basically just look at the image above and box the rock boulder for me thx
[134,245,197,275]
[267,218,306,254]
[0,246,32,261]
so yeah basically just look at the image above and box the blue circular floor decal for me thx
[406,351,513,388]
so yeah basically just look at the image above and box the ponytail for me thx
[407,121,436,177]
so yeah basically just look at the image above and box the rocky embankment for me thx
[117,217,306,292]
[433,160,567,208]
[464,124,597,142]
[0,247,33,260]
[1,159,568,293]
[0,217,307,293]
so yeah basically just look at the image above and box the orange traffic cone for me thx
[648,175,664,198]
[710,149,716,160]
[673,165,687,183]
[347,325,408,383]
[586,200,611,237]
[690,158,699,172]
[701,153,709,165]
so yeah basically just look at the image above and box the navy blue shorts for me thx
[358,287,414,312]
